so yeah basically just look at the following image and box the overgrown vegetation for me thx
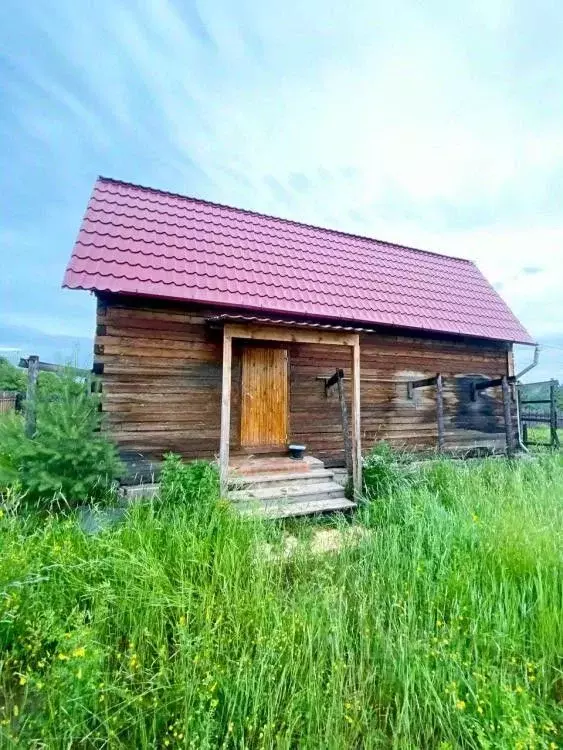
[0,373,122,508]
[0,358,25,393]
[1,450,561,748]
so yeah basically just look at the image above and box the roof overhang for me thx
[206,313,377,334]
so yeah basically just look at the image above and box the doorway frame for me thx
[219,322,361,496]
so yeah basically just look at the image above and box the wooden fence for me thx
[518,379,560,449]
[0,391,18,414]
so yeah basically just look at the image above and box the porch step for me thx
[237,496,356,520]
[228,468,335,490]
[230,480,348,505]
[121,483,159,501]
[229,454,355,519]
[229,455,324,476]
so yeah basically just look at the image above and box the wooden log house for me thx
[64,178,534,511]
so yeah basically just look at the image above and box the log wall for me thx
[95,295,513,467]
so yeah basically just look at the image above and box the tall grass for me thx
[1,455,562,748]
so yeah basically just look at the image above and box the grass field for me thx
[1,454,562,748]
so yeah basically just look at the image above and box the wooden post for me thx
[550,380,560,449]
[219,332,232,495]
[25,354,39,438]
[436,373,445,452]
[501,375,514,458]
[335,369,352,473]
[351,338,362,497]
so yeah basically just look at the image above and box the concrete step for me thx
[229,468,335,490]
[237,496,357,519]
[121,483,159,501]
[230,480,347,505]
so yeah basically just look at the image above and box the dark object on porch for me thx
[288,444,307,460]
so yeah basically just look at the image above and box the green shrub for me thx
[362,441,416,499]
[160,453,220,509]
[0,374,122,507]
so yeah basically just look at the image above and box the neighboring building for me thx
[64,177,533,496]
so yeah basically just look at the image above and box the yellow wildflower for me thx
[455,700,466,711]
[19,675,27,686]
[72,646,86,658]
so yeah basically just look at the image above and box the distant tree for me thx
[0,357,26,392]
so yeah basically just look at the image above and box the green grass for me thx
[1,456,562,748]
[525,425,562,448]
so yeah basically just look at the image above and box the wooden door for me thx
[241,347,288,447]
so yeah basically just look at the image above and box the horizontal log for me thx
[19,358,90,376]
[105,305,206,326]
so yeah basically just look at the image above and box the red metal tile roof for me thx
[63,177,534,344]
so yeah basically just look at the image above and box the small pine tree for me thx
[0,373,122,507]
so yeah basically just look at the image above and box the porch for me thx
[212,316,364,503]
[228,454,356,519]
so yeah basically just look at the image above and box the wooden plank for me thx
[436,373,445,451]
[407,375,439,399]
[325,369,345,390]
[19,357,90,376]
[25,355,39,438]
[219,332,232,494]
[550,381,560,448]
[351,338,362,496]
[225,323,358,347]
[336,370,352,473]
[501,375,514,457]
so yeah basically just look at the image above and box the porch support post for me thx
[436,373,445,452]
[501,375,514,458]
[351,336,362,497]
[219,330,232,495]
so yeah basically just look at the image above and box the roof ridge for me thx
[97,175,473,265]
